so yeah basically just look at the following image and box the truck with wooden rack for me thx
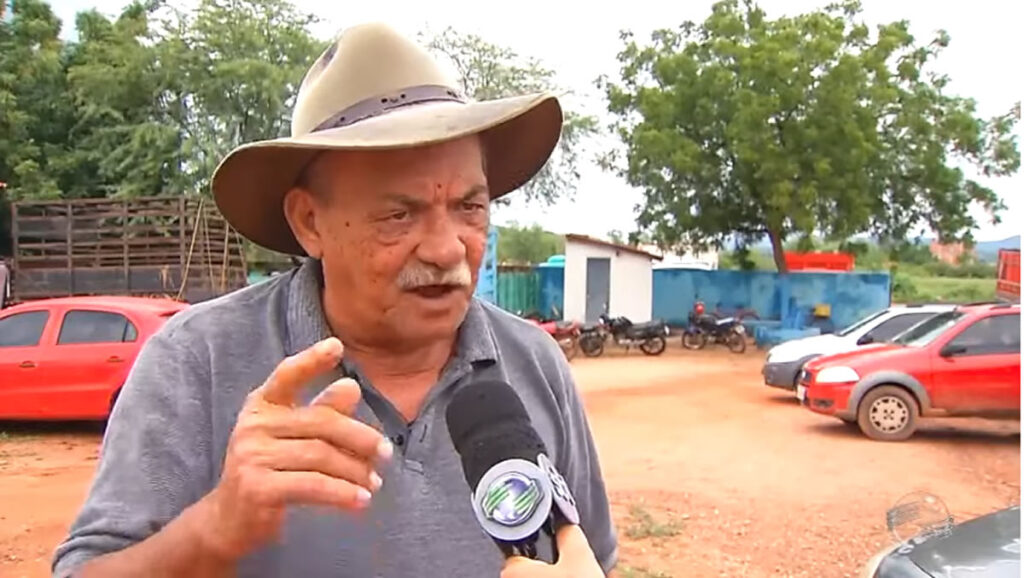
[1,195,248,308]
[996,248,1020,303]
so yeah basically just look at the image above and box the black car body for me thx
[862,505,1020,578]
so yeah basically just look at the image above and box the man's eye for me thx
[461,202,486,213]
[386,211,410,222]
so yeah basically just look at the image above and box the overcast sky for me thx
[50,0,1022,242]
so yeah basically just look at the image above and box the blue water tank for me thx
[473,227,498,304]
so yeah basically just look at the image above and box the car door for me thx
[0,309,54,418]
[33,308,141,419]
[930,313,1020,412]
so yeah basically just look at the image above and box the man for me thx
[52,21,617,578]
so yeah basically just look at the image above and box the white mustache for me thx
[397,260,472,290]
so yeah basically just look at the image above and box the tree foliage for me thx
[422,27,598,205]
[496,222,564,265]
[600,0,1020,271]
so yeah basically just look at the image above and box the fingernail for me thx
[356,487,372,507]
[369,472,383,491]
[377,439,394,462]
[320,338,341,355]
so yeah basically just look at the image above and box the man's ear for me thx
[282,187,324,259]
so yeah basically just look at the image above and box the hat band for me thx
[312,85,467,132]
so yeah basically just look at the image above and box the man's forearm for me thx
[71,497,236,578]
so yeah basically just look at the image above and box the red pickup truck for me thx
[798,303,1020,441]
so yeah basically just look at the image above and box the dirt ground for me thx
[1,347,1019,578]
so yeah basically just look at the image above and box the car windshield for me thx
[894,311,965,347]
[837,309,888,337]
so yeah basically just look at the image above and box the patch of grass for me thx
[895,275,996,303]
[619,565,673,578]
[624,504,682,540]
[0,431,8,442]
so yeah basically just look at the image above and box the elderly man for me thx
[52,21,617,578]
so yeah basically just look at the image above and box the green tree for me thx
[0,0,75,201]
[496,222,564,265]
[600,0,1020,272]
[422,27,598,205]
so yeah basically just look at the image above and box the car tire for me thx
[857,385,919,442]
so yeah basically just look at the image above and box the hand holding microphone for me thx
[445,380,605,577]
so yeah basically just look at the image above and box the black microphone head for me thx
[445,380,548,492]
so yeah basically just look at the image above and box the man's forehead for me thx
[306,137,488,200]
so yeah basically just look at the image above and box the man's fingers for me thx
[263,405,392,463]
[263,439,381,493]
[264,470,372,511]
[310,377,362,416]
[260,338,344,406]
[554,525,601,570]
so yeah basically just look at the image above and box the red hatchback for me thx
[799,303,1020,441]
[0,296,188,420]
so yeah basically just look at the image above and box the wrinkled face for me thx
[283,136,490,349]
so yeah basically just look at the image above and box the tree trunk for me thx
[768,228,788,273]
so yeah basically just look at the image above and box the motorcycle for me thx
[519,311,581,360]
[682,310,747,353]
[579,314,670,358]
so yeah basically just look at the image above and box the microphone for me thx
[445,380,580,562]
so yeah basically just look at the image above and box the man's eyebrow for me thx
[460,184,490,201]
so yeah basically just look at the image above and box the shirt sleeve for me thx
[552,353,619,574]
[51,329,214,577]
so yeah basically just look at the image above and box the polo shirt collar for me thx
[284,258,498,364]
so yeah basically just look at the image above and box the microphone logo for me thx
[481,472,543,527]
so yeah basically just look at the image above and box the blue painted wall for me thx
[652,269,891,329]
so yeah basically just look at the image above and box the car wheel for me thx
[857,386,919,441]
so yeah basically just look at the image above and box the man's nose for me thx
[415,214,467,269]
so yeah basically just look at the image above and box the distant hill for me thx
[975,236,1020,262]
[741,234,1019,262]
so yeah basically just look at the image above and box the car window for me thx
[837,309,888,337]
[57,310,138,345]
[895,311,965,347]
[864,313,936,343]
[947,314,1020,356]
[0,311,50,347]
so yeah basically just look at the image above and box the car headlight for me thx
[815,366,860,384]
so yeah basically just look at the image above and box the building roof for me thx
[564,234,663,261]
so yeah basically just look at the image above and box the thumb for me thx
[554,525,601,569]
[310,377,362,416]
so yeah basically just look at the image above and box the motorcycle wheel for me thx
[559,337,579,361]
[727,332,747,354]
[682,332,708,350]
[640,336,667,356]
[579,336,605,358]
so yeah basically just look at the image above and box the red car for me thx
[798,303,1020,441]
[0,296,188,420]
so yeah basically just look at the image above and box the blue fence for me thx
[473,227,499,304]
[651,269,891,330]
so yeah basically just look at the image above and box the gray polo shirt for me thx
[51,260,618,577]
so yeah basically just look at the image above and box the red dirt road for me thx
[1,348,1019,577]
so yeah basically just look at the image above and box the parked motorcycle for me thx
[519,311,581,360]
[682,309,747,354]
[579,314,669,357]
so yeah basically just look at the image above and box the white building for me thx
[563,234,661,323]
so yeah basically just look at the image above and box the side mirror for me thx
[857,335,874,346]
[940,343,968,358]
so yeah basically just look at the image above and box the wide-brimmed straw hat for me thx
[211,22,563,255]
